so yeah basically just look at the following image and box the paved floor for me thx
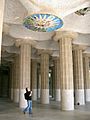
[0,98,90,120]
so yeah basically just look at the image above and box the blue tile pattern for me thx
[23,14,63,32]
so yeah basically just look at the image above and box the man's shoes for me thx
[29,112,33,117]
[23,111,25,114]
[29,112,32,114]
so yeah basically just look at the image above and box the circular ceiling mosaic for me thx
[23,14,63,32]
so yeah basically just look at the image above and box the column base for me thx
[11,88,13,101]
[13,89,19,103]
[85,89,90,102]
[75,89,85,105]
[55,89,61,101]
[19,89,27,108]
[41,89,49,104]
[61,89,74,111]
[32,89,37,101]
[37,89,40,98]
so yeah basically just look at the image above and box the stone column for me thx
[37,63,41,99]
[8,65,10,98]
[13,55,20,103]
[8,63,12,99]
[16,39,32,108]
[13,60,16,101]
[37,69,41,99]
[73,45,85,105]
[32,59,37,101]
[49,66,53,99]
[0,0,5,63]
[40,51,49,104]
[83,53,90,102]
[54,32,77,110]
[0,67,2,97]
[51,65,55,99]
[11,63,14,101]
[54,57,61,101]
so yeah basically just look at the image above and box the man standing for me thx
[23,88,32,114]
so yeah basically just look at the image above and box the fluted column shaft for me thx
[41,52,49,104]
[13,55,20,103]
[10,63,14,101]
[37,72,41,99]
[54,58,61,101]
[51,66,55,99]
[32,60,37,101]
[8,64,11,98]
[59,37,74,110]
[19,44,31,108]
[0,67,2,96]
[9,63,12,100]
[73,48,85,105]
[13,59,16,101]
[83,54,90,102]
[0,0,5,63]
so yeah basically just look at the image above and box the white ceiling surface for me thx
[4,0,27,24]
[62,13,90,34]
[52,50,59,57]
[1,0,90,60]
[2,34,15,46]
[84,47,90,53]
[74,34,90,45]
[19,0,90,18]
[35,40,59,50]
[4,57,14,62]
[9,25,55,41]
[1,51,13,58]
[3,46,20,54]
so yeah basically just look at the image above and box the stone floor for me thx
[0,98,90,120]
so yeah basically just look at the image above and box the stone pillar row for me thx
[1,0,88,111]
[8,32,90,111]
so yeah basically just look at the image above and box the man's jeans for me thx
[23,100,32,114]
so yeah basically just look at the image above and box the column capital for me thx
[53,31,78,41]
[31,59,37,62]
[72,44,87,51]
[15,39,37,47]
[83,53,90,58]
[52,56,59,61]
[38,49,53,55]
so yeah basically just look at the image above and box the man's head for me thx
[26,88,28,92]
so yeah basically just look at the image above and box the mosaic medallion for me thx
[23,14,63,32]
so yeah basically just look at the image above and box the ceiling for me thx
[1,0,90,64]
